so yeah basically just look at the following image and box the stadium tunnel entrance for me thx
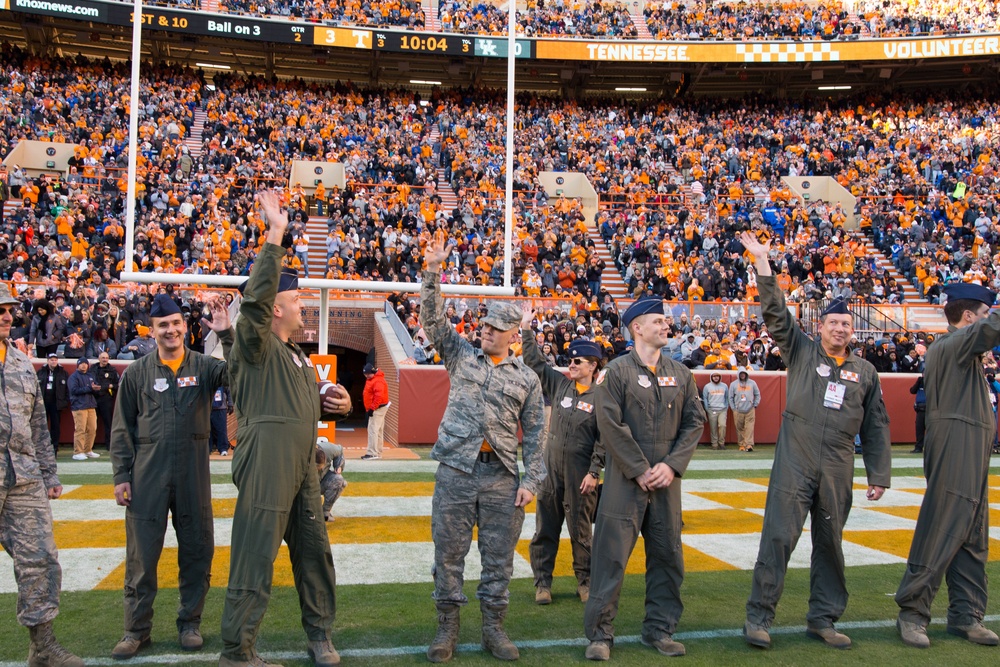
[296,300,384,425]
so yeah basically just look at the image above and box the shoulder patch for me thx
[595,369,607,386]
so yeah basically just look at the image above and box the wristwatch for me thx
[588,471,599,480]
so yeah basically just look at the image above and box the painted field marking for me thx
[3,614,997,666]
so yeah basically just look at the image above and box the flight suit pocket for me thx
[136,388,165,442]
[659,387,680,410]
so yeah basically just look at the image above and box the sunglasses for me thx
[0,306,14,315]
[568,358,591,366]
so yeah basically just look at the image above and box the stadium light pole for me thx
[124,0,143,271]
[503,0,515,290]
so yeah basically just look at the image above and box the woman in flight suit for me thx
[520,305,605,605]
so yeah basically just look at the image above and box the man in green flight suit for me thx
[896,282,1000,648]
[110,292,233,659]
[219,190,353,667]
[740,231,892,651]
[583,296,706,661]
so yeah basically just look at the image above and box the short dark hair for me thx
[585,356,606,380]
[944,298,985,325]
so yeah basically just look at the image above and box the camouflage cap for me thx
[480,301,522,332]
[0,284,18,307]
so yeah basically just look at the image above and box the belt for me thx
[478,450,499,463]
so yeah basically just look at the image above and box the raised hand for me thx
[520,303,535,329]
[739,231,770,260]
[256,190,289,244]
[424,236,452,271]
[204,296,231,332]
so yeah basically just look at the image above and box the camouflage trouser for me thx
[0,480,61,627]
[431,459,524,607]
[320,472,347,518]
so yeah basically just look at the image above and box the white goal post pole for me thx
[124,0,143,272]
[503,0,515,290]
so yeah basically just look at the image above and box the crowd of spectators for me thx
[517,0,637,38]
[4,46,1000,360]
[218,0,425,26]
[853,0,1000,37]
[645,1,857,41]
[113,0,1000,38]
[439,0,509,33]
[391,284,942,374]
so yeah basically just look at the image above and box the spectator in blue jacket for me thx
[68,357,99,460]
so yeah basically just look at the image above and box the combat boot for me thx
[180,625,204,651]
[307,638,341,666]
[427,603,460,663]
[481,603,519,661]
[897,619,930,648]
[947,622,999,646]
[28,622,84,667]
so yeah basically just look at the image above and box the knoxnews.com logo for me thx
[13,0,100,17]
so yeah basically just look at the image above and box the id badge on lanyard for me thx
[824,382,846,410]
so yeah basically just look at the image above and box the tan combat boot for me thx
[180,625,204,651]
[641,635,686,657]
[947,622,999,646]
[28,622,84,667]
[481,603,519,661]
[743,621,771,649]
[427,603,460,663]
[306,638,341,666]
[534,587,552,605]
[805,625,852,650]
[112,634,151,660]
[897,618,930,648]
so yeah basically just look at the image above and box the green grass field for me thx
[5,566,998,665]
[3,448,997,666]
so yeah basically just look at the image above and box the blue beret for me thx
[569,340,603,360]
[943,283,996,307]
[621,296,664,328]
[238,268,299,296]
[149,294,182,318]
[821,296,850,317]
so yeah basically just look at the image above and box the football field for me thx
[3,449,1000,666]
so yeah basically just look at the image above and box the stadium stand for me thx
[121,0,1000,37]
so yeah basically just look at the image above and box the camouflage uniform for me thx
[317,441,346,519]
[419,271,546,610]
[0,342,62,628]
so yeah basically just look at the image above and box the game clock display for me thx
[374,31,472,55]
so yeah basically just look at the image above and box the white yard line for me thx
[3,614,997,666]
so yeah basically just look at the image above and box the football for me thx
[318,381,338,399]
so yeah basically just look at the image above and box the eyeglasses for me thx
[568,358,591,366]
